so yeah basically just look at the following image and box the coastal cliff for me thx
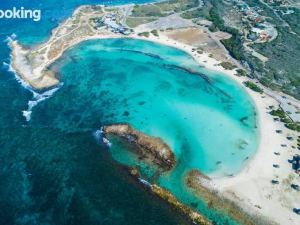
[103,124,176,171]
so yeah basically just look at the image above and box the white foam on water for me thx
[6,43,33,92]
[138,178,151,187]
[5,38,63,122]
[93,129,102,139]
[2,62,10,68]
[100,127,112,147]
[11,33,17,39]
[93,128,112,147]
[3,34,16,43]
[102,137,112,147]
[12,69,34,92]
[23,84,63,122]
[22,110,32,122]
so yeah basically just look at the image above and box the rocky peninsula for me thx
[103,124,176,171]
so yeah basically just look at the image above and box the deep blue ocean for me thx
[0,1,258,225]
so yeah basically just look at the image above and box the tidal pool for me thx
[31,38,258,224]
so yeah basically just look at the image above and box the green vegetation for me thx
[250,25,300,98]
[156,0,199,13]
[270,108,300,132]
[221,36,244,61]
[243,81,263,94]
[126,17,157,28]
[280,7,300,36]
[180,8,203,19]
[207,3,245,61]
[219,61,236,70]
[200,0,300,99]
[236,69,247,77]
[269,108,286,118]
[286,123,300,132]
[131,0,199,18]
[151,29,159,37]
[138,32,150,37]
[131,4,164,17]
[181,0,212,20]
[239,0,300,98]
[206,6,223,30]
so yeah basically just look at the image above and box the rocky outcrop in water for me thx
[102,124,176,171]
[151,184,211,225]
[125,167,211,225]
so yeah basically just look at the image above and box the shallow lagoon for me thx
[30,38,258,224]
[52,38,258,175]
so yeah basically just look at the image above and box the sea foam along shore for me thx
[6,36,63,122]
[134,33,300,225]
[9,7,300,223]
[9,40,59,90]
[22,85,63,122]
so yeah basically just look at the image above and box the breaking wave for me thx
[4,33,17,43]
[138,178,151,187]
[93,128,112,147]
[22,85,63,121]
[4,36,63,122]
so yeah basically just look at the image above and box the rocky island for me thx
[103,124,176,171]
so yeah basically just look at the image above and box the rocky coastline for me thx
[185,170,276,225]
[151,184,211,225]
[126,167,211,225]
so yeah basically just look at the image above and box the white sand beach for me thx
[138,33,300,225]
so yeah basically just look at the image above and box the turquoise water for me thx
[28,38,257,224]
[0,1,258,224]
[52,38,258,176]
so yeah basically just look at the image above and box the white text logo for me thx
[0,7,41,22]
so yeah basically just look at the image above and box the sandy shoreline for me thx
[143,34,300,225]
[8,4,300,225]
